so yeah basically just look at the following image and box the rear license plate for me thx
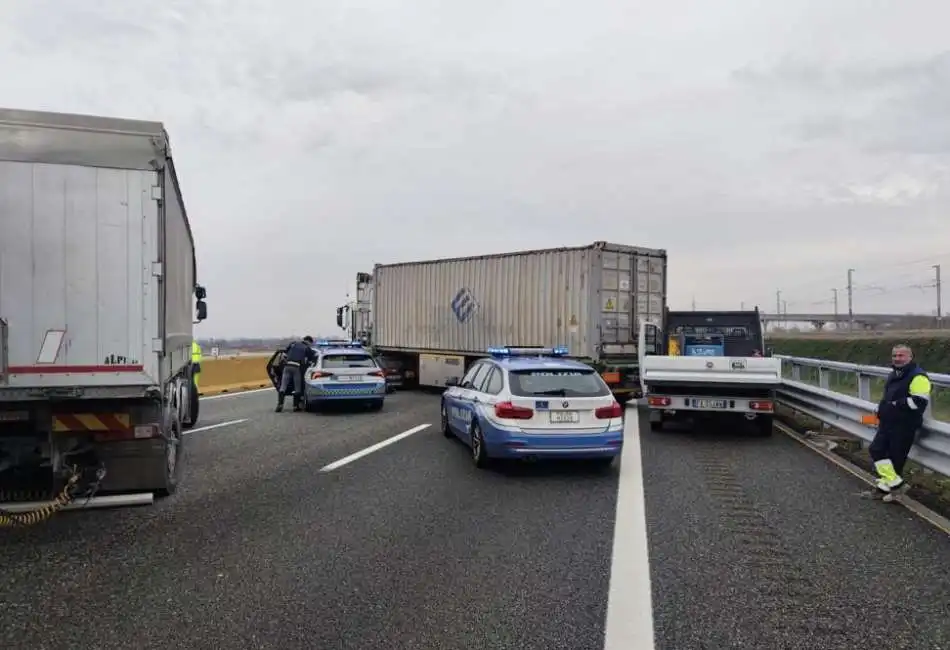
[695,399,728,409]
[549,411,580,424]
[336,375,358,381]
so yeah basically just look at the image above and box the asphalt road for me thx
[0,389,948,650]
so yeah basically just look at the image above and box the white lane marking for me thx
[200,388,272,401]
[319,423,431,472]
[604,408,656,650]
[185,418,248,434]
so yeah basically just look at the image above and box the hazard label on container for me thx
[604,298,615,311]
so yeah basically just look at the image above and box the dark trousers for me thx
[278,364,304,406]
[869,425,917,477]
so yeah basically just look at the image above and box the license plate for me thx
[336,375,358,381]
[695,399,728,409]
[549,411,580,424]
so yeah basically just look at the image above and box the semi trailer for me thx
[338,242,668,400]
[0,108,207,522]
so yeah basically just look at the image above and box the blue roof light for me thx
[486,346,570,358]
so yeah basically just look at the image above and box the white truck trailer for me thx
[638,308,782,436]
[0,108,207,521]
[362,242,668,399]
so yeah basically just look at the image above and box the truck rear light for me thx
[595,402,623,419]
[749,400,773,412]
[648,396,671,407]
[494,402,533,419]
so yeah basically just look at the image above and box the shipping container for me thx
[371,242,667,393]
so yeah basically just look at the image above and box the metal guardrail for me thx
[775,355,950,476]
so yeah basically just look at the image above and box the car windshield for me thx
[322,354,377,369]
[508,368,610,397]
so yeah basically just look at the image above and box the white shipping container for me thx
[0,108,197,393]
[373,242,667,359]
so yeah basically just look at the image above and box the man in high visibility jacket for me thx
[192,340,202,388]
[867,344,931,502]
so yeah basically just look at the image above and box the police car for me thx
[440,346,624,468]
[301,340,387,411]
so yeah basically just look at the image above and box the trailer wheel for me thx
[182,380,200,429]
[155,414,183,498]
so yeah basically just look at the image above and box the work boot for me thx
[275,393,285,413]
[292,397,302,412]
[882,482,909,503]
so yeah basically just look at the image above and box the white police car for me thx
[440,346,624,468]
[302,340,386,411]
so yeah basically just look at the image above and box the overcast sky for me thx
[2,1,949,337]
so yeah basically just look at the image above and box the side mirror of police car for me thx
[444,377,459,387]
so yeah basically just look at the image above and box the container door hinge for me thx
[151,262,163,278]
[151,185,163,201]
[152,338,164,353]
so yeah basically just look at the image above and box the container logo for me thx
[451,288,478,323]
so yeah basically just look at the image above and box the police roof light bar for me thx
[486,346,570,358]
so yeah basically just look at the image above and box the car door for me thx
[455,362,493,441]
[446,362,484,434]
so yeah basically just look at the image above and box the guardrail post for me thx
[790,362,801,382]
[857,373,872,402]
[818,367,830,390]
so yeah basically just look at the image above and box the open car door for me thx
[266,349,286,391]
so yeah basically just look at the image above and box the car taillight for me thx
[749,400,773,412]
[309,371,330,379]
[595,402,623,419]
[368,370,384,377]
[494,401,533,419]
[648,396,671,407]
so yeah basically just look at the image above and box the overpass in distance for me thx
[760,312,942,329]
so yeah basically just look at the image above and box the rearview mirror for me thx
[195,300,207,321]
[764,346,774,357]
[336,306,344,328]
[444,377,459,387]
[195,285,207,300]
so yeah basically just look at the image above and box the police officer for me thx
[276,335,316,412]
[867,344,932,502]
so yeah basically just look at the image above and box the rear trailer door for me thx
[597,246,666,356]
[0,161,161,390]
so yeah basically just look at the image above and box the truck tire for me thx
[155,413,183,498]
[182,380,200,430]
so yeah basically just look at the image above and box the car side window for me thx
[461,362,484,388]
[469,363,493,392]
[482,367,504,395]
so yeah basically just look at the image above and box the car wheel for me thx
[470,421,489,469]
[369,399,384,412]
[441,401,453,438]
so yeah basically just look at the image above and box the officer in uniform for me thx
[867,344,932,502]
[276,335,316,412]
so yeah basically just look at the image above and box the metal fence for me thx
[775,355,950,476]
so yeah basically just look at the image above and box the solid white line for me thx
[200,388,272,401]
[319,423,431,472]
[185,418,248,434]
[604,408,656,650]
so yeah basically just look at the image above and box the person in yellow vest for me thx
[191,340,202,387]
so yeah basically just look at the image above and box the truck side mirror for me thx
[195,285,207,300]
[335,307,344,328]
[195,300,207,321]
[764,346,774,357]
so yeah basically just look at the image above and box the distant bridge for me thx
[760,313,941,329]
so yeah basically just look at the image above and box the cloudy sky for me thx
[2,0,949,337]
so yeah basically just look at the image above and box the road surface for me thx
[1,389,948,649]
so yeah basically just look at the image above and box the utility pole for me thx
[740,301,745,310]
[847,269,855,332]
[782,300,788,328]
[691,295,696,310]
[775,290,781,320]
[832,288,839,329]
[935,264,943,327]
